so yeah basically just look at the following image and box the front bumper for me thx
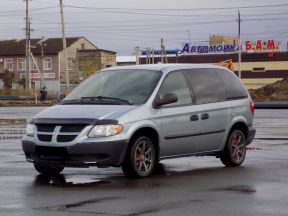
[247,126,256,145]
[22,140,128,167]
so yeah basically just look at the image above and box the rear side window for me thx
[158,71,192,107]
[215,69,248,100]
[184,69,226,104]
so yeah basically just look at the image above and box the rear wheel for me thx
[122,136,156,178]
[34,164,64,175]
[220,130,247,166]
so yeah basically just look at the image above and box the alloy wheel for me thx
[133,139,154,176]
[230,132,246,163]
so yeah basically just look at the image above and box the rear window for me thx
[215,69,248,100]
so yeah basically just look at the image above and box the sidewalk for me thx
[0,100,55,107]
[0,119,27,125]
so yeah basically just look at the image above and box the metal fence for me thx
[0,128,26,140]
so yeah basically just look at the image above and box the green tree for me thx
[1,69,14,89]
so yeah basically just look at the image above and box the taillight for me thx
[249,100,255,115]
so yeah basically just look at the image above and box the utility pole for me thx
[161,38,164,63]
[134,46,140,65]
[164,48,168,64]
[187,30,192,45]
[160,38,168,64]
[25,0,31,91]
[30,52,40,104]
[60,0,70,92]
[146,48,149,64]
[152,48,155,64]
[148,48,151,64]
[40,36,45,88]
[237,10,241,79]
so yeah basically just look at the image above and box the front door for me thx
[157,71,197,157]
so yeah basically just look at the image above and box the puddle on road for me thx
[38,197,120,212]
[34,174,111,187]
[212,185,257,194]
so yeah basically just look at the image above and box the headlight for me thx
[26,124,35,136]
[88,124,123,138]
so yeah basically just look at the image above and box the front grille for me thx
[36,123,87,143]
[38,135,52,142]
[36,124,56,132]
[57,135,77,142]
[60,125,86,132]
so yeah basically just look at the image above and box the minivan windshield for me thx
[62,69,162,105]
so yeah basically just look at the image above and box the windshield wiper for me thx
[81,96,133,105]
[60,99,82,105]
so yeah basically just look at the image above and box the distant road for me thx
[0,107,47,120]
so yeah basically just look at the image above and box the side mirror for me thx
[153,93,178,109]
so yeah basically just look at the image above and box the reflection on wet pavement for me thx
[34,174,111,187]
[212,185,257,194]
[39,197,120,211]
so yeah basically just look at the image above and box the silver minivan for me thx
[22,64,256,178]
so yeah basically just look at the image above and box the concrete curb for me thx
[0,119,27,125]
[255,102,288,109]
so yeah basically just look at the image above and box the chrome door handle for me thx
[201,113,209,120]
[190,115,199,121]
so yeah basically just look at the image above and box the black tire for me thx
[34,164,64,175]
[220,130,247,167]
[122,136,156,178]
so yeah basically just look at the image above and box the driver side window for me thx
[157,71,192,107]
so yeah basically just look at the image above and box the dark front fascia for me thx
[22,140,128,167]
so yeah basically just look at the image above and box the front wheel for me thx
[34,164,64,175]
[122,136,156,178]
[220,130,247,166]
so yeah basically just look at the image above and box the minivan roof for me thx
[102,64,229,74]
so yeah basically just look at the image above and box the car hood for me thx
[34,104,138,121]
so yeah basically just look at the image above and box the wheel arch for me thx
[128,127,160,162]
[228,121,249,140]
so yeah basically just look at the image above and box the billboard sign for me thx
[181,43,239,54]
[245,40,280,52]
[181,39,281,54]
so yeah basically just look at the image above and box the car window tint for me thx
[64,69,162,105]
[158,71,192,107]
[185,69,226,104]
[215,69,248,100]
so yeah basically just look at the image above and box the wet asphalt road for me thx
[0,109,288,216]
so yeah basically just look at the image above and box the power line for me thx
[61,4,288,17]
[64,3,288,11]
[0,6,58,14]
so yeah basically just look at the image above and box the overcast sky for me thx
[1,0,287,55]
